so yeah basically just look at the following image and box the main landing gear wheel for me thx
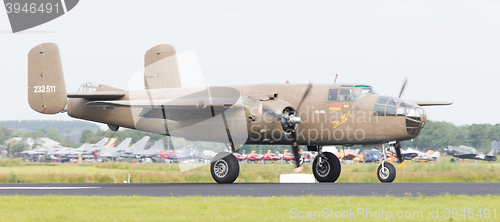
[312,152,341,183]
[210,152,240,184]
[377,162,396,183]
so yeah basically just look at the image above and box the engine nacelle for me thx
[245,99,296,143]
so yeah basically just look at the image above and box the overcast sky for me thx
[0,0,499,126]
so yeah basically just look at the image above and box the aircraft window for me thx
[374,105,385,116]
[352,87,374,101]
[386,106,396,116]
[406,120,420,128]
[375,96,390,105]
[418,108,426,115]
[399,102,413,109]
[387,99,395,106]
[407,108,420,120]
[328,89,338,101]
[338,89,352,101]
[397,108,407,116]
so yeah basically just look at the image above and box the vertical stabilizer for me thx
[28,43,67,114]
[144,44,181,89]
[489,140,500,157]
[116,138,132,148]
[149,140,165,151]
[129,136,150,150]
[94,138,109,147]
[105,138,117,147]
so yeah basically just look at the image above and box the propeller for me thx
[394,142,403,163]
[291,82,313,171]
[398,75,409,98]
[395,76,409,166]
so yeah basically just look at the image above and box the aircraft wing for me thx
[454,153,478,159]
[410,101,453,106]
[86,98,241,121]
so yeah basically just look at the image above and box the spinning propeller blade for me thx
[398,75,409,98]
[291,82,313,170]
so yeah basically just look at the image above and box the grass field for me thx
[0,195,498,221]
[0,156,500,183]
[1,158,499,221]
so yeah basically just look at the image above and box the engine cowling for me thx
[245,100,298,143]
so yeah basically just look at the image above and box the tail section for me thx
[144,44,181,89]
[129,136,150,150]
[149,140,165,151]
[94,138,109,147]
[105,138,117,147]
[489,140,500,157]
[116,138,132,148]
[432,151,440,161]
[28,43,67,114]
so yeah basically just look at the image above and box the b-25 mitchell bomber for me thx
[27,43,452,183]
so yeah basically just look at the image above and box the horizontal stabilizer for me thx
[411,101,453,106]
[67,91,126,100]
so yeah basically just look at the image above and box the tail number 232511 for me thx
[33,85,56,93]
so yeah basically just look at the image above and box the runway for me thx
[0,183,499,196]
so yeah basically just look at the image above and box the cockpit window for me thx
[328,89,338,101]
[387,99,395,106]
[352,86,375,101]
[374,105,385,116]
[386,106,397,116]
[374,96,412,117]
[375,96,391,105]
[339,89,352,101]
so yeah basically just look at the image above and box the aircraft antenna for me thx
[334,74,338,83]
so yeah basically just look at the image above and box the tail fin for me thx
[149,140,165,151]
[425,150,434,156]
[129,136,150,150]
[116,138,132,148]
[28,43,67,114]
[94,138,109,147]
[105,138,117,147]
[490,140,500,157]
[144,44,181,89]
[432,151,440,161]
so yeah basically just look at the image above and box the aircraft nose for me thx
[405,103,427,138]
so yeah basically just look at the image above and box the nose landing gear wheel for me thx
[312,152,341,183]
[210,152,240,184]
[377,162,396,183]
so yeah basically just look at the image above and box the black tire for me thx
[210,152,240,184]
[450,158,455,163]
[377,162,396,183]
[312,152,341,183]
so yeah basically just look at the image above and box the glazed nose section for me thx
[406,104,427,138]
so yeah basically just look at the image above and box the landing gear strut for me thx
[312,146,341,182]
[378,144,396,183]
[210,152,239,184]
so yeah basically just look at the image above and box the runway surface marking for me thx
[0,183,499,196]
[0,187,101,190]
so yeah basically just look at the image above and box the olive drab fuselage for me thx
[67,83,427,146]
